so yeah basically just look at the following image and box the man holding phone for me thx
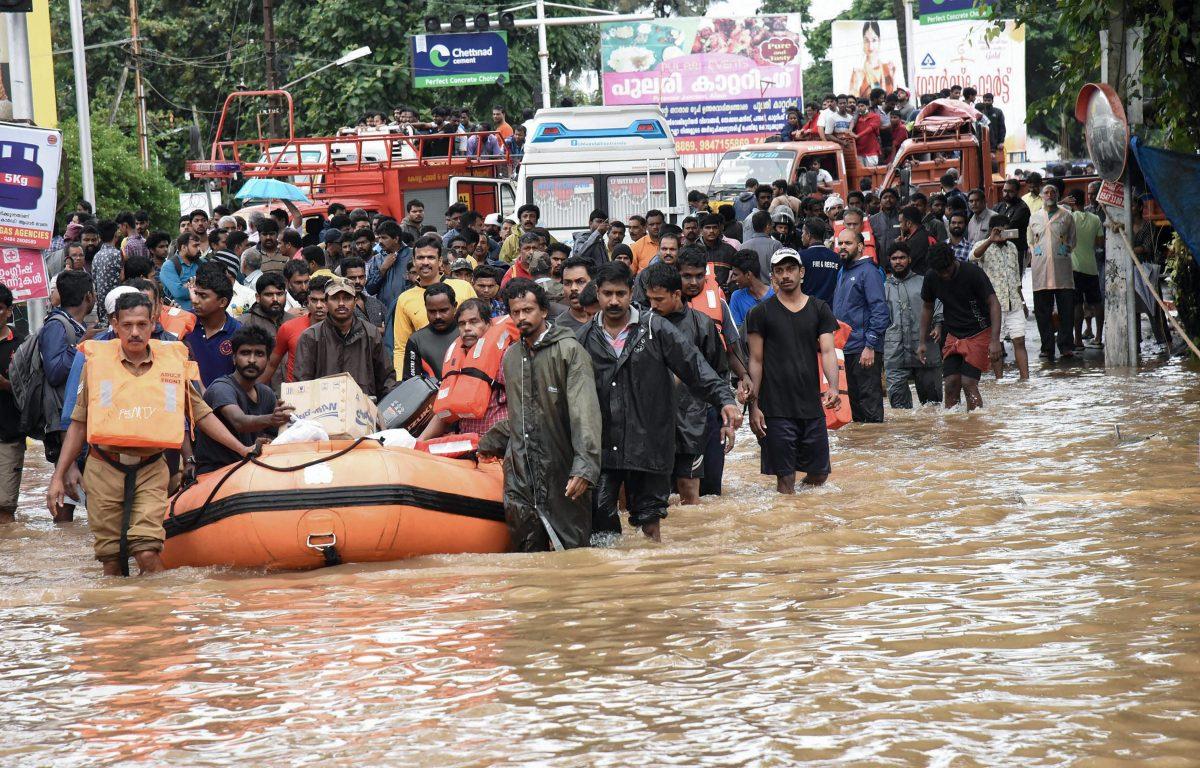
[971,215,1029,380]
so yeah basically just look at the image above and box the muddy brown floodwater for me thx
[2,357,1199,766]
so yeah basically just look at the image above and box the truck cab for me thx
[511,106,687,242]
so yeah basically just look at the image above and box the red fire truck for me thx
[185,90,516,221]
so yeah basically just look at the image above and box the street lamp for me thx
[281,46,372,90]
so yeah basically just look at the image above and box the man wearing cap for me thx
[831,228,889,423]
[295,276,395,398]
[320,228,344,269]
[745,248,842,493]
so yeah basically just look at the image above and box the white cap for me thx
[104,285,141,318]
[770,248,802,267]
[823,194,845,212]
[484,213,502,227]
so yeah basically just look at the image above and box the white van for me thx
[511,106,688,242]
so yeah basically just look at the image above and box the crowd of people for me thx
[0,149,1133,570]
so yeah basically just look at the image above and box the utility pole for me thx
[262,0,281,135]
[1099,14,1141,369]
[67,0,96,207]
[535,0,550,109]
[4,13,33,121]
[128,0,149,168]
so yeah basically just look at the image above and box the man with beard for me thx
[340,256,387,334]
[946,210,974,262]
[994,178,1032,272]
[831,228,888,423]
[699,213,737,289]
[295,276,396,399]
[897,206,935,275]
[869,187,902,260]
[417,298,510,440]
[192,325,293,475]
[402,283,459,380]
[248,219,286,274]
[260,275,330,385]
[883,242,943,408]
[555,256,595,331]
[392,235,477,366]
[283,259,311,312]
[577,262,740,542]
[238,272,295,392]
[478,278,602,552]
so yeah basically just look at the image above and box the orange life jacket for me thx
[832,319,852,349]
[158,306,197,338]
[819,347,852,430]
[434,316,518,420]
[832,220,878,264]
[80,339,198,449]
[689,271,725,331]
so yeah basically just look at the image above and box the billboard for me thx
[829,20,907,99]
[411,31,509,88]
[0,246,48,302]
[919,0,990,24]
[0,123,62,250]
[911,19,1027,154]
[600,15,804,164]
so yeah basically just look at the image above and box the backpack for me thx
[9,313,76,440]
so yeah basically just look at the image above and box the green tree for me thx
[59,116,180,229]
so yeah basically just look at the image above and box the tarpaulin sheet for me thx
[1131,136,1200,268]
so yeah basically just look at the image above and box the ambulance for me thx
[453,106,688,243]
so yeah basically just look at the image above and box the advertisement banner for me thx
[0,123,62,250]
[0,246,49,302]
[600,15,804,164]
[829,20,907,99]
[411,31,509,89]
[918,0,989,24]
[911,19,1026,154]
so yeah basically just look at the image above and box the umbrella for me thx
[235,178,311,203]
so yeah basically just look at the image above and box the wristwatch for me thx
[185,457,197,465]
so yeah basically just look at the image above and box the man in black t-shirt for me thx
[192,325,294,475]
[745,249,842,493]
[918,244,1002,411]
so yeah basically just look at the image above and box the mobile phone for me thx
[1001,229,1019,240]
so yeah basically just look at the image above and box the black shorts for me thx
[672,453,705,480]
[1074,271,1102,305]
[759,416,831,478]
[942,354,982,381]
[595,470,672,530]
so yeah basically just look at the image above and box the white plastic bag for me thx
[366,428,417,449]
[271,418,329,445]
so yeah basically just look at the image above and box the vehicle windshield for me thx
[709,149,796,189]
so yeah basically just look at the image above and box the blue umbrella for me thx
[235,178,311,203]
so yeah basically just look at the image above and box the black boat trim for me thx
[164,484,506,538]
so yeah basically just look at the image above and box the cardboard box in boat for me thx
[282,373,380,440]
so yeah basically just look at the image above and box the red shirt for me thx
[888,122,909,162]
[274,313,314,381]
[500,258,532,287]
[854,111,882,158]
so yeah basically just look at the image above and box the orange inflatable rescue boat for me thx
[161,437,510,570]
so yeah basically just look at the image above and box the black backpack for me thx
[9,313,77,439]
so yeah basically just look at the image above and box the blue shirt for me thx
[39,308,87,389]
[159,256,200,310]
[183,314,241,386]
[832,257,890,354]
[729,286,774,329]
[799,246,841,305]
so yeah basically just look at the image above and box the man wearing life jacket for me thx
[642,263,731,506]
[745,249,843,494]
[834,207,878,265]
[402,283,460,381]
[418,298,510,441]
[45,291,253,576]
[699,213,737,291]
[676,248,752,496]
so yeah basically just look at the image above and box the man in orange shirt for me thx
[492,106,513,141]
[630,209,665,273]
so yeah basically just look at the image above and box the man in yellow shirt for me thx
[392,234,477,371]
[630,209,665,273]
[498,204,557,263]
[1021,172,1044,214]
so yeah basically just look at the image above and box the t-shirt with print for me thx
[744,295,839,420]
[920,261,995,338]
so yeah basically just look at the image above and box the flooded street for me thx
[3,357,1200,766]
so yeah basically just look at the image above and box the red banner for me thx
[0,246,49,301]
